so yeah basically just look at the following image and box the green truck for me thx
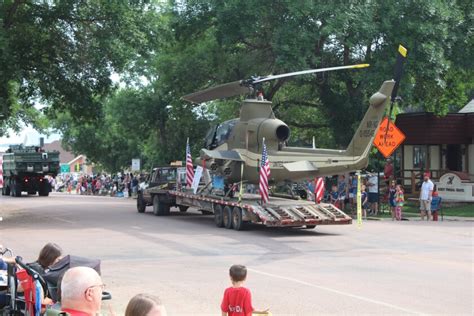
[1,145,60,197]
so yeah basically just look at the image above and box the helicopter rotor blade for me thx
[253,64,370,84]
[182,81,252,104]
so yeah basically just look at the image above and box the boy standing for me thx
[221,265,267,316]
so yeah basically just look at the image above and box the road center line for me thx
[45,216,75,224]
[248,268,422,315]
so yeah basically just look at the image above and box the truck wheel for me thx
[13,182,21,197]
[223,206,233,229]
[137,193,146,213]
[179,206,189,213]
[153,195,161,216]
[153,195,170,216]
[214,205,224,227]
[232,207,246,231]
[159,202,171,216]
[39,182,50,196]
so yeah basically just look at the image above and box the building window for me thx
[413,146,427,169]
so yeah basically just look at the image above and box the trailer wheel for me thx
[179,206,189,213]
[232,207,246,231]
[214,205,224,227]
[223,206,233,229]
[137,193,146,213]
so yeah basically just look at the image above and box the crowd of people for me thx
[50,173,142,197]
[1,243,264,316]
[320,158,436,221]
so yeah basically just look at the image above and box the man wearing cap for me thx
[419,171,434,221]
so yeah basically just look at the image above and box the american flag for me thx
[186,138,194,188]
[314,177,325,204]
[259,138,270,204]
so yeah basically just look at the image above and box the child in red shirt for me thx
[221,265,268,316]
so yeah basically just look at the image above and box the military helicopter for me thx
[182,46,407,186]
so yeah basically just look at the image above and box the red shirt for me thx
[221,287,254,316]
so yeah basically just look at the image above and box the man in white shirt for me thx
[367,172,379,216]
[419,171,434,221]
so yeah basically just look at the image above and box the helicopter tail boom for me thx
[344,80,395,158]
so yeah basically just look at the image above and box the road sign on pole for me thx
[373,117,406,158]
[131,159,141,171]
[60,164,69,173]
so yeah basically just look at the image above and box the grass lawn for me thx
[350,203,474,219]
[400,204,473,217]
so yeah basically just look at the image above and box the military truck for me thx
[137,166,351,231]
[1,145,60,197]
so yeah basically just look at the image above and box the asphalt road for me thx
[0,193,472,315]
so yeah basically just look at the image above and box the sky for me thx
[0,126,61,152]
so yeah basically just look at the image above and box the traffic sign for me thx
[373,117,406,158]
[131,158,140,171]
[60,164,70,173]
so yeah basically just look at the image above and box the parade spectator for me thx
[395,184,404,221]
[360,184,369,219]
[388,180,397,220]
[348,174,358,213]
[419,171,434,221]
[337,175,347,210]
[330,185,339,207]
[132,175,139,197]
[384,158,394,186]
[367,171,379,216]
[60,267,104,316]
[28,242,63,275]
[125,293,167,316]
[221,264,268,316]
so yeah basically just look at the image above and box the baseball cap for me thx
[424,171,431,177]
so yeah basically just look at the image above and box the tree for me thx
[165,0,473,147]
[0,0,161,135]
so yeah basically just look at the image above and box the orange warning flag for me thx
[373,117,406,158]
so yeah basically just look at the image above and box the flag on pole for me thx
[314,177,324,203]
[259,138,270,204]
[186,138,194,188]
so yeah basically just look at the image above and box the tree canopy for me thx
[1,0,473,171]
[0,0,160,135]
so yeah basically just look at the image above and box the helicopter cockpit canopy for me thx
[204,119,238,150]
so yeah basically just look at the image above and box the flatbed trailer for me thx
[138,168,351,230]
[172,190,352,230]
